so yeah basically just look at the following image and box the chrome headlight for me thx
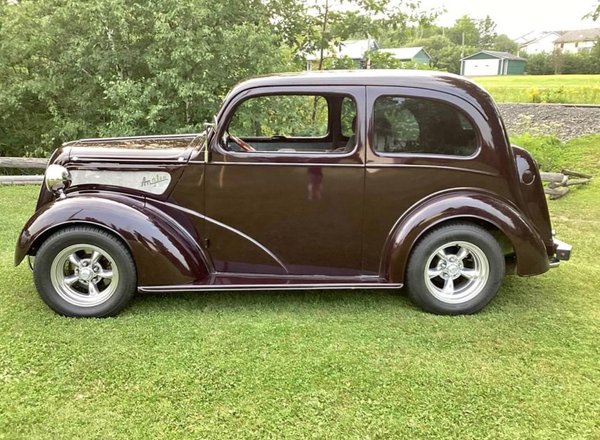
[45,164,72,194]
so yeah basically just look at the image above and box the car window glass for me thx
[229,95,328,138]
[372,96,478,156]
[225,94,357,154]
[341,97,357,138]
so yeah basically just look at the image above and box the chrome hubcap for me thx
[50,244,119,307]
[424,241,489,304]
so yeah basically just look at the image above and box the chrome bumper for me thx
[549,238,572,268]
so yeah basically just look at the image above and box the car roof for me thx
[226,70,493,116]
[235,69,464,87]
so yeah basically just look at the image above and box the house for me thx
[305,39,379,70]
[305,41,432,70]
[554,28,600,53]
[460,51,526,76]
[377,47,431,65]
[515,31,563,54]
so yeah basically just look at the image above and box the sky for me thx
[419,0,599,38]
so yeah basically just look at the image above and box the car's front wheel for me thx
[406,223,505,315]
[33,226,137,317]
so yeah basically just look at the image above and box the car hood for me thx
[36,134,203,209]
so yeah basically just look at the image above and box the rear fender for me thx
[381,190,549,283]
[15,193,210,286]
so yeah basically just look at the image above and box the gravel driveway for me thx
[497,104,600,141]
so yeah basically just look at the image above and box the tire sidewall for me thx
[33,228,136,317]
[406,224,504,315]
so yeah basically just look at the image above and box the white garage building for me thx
[460,51,527,76]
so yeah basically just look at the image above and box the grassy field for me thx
[1,136,599,439]
[472,74,600,104]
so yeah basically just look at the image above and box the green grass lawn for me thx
[1,136,599,439]
[472,74,600,104]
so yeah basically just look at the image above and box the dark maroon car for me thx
[15,70,571,317]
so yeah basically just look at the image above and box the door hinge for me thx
[203,238,210,249]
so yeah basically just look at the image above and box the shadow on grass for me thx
[120,274,557,318]
[126,287,417,315]
[9,262,560,318]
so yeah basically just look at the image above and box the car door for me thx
[362,86,488,274]
[204,85,367,277]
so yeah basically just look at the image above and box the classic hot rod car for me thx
[16,70,572,317]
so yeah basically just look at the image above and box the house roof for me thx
[515,31,562,46]
[378,47,430,60]
[305,39,379,61]
[515,31,538,44]
[461,50,526,61]
[554,28,600,43]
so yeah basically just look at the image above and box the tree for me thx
[559,50,599,74]
[591,39,600,71]
[408,35,472,74]
[492,34,519,54]
[367,51,404,69]
[0,0,295,156]
[538,45,600,75]
[477,15,497,49]
[525,53,555,75]
[584,1,600,20]
[447,16,480,48]
[322,55,358,70]
[377,9,444,46]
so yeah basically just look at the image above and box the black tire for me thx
[33,226,137,317]
[406,223,504,315]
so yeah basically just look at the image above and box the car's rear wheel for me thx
[33,226,136,317]
[406,223,504,315]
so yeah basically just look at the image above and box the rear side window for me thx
[372,96,478,156]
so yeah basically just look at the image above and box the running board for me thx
[139,282,403,294]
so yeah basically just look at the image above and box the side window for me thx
[229,95,328,138]
[372,96,478,156]
[224,94,356,154]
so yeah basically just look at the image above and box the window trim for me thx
[213,88,361,160]
[368,92,483,161]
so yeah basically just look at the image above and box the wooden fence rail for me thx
[0,175,44,185]
[0,157,48,169]
[0,157,47,185]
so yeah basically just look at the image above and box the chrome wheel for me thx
[424,241,489,304]
[50,244,119,307]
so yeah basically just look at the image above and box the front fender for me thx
[15,193,210,286]
[381,190,549,283]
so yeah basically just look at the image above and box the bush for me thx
[526,86,567,103]
[511,133,566,170]
[559,52,598,74]
[527,87,542,103]
[525,54,555,75]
